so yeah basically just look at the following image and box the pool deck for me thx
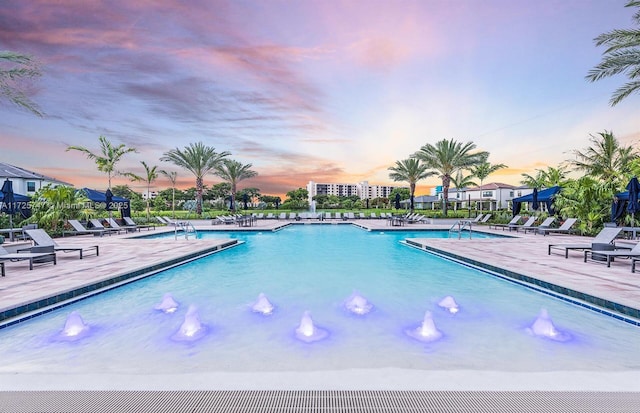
[1,218,640,326]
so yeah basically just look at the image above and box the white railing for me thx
[174,220,198,240]
[449,220,473,239]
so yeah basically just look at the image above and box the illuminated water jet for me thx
[59,311,90,340]
[406,311,443,342]
[344,291,373,315]
[251,293,274,315]
[154,293,179,313]
[527,308,571,342]
[172,305,206,341]
[438,295,460,314]
[295,311,329,343]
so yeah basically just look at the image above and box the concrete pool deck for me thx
[1,218,640,325]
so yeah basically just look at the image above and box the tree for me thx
[28,185,91,232]
[568,130,637,193]
[214,159,258,212]
[520,166,568,188]
[161,142,230,216]
[66,135,137,190]
[283,188,309,210]
[0,51,43,116]
[123,161,160,221]
[469,160,507,212]
[413,139,488,216]
[388,158,435,212]
[586,1,640,106]
[160,170,178,218]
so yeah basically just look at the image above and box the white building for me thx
[424,182,531,211]
[0,162,72,195]
[307,180,402,204]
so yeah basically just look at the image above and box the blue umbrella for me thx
[626,177,640,227]
[531,188,539,211]
[394,193,401,210]
[1,179,16,241]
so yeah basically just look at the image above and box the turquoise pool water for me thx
[1,225,639,376]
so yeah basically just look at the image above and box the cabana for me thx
[512,186,561,216]
[0,191,32,218]
[81,188,131,218]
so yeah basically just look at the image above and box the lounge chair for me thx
[537,218,578,236]
[584,241,640,267]
[0,245,56,272]
[123,217,154,231]
[289,213,297,220]
[335,212,342,220]
[106,217,139,233]
[470,214,484,223]
[63,220,111,237]
[548,227,622,259]
[522,217,556,234]
[90,219,125,234]
[358,213,366,219]
[24,229,99,259]
[478,214,492,224]
[508,216,537,232]
[346,212,356,220]
[266,213,275,219]
[489,215,521,230]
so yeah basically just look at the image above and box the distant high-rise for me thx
[306,180,402,204]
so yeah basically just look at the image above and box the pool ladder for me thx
[174,220,198,240]
[449,220,472,239]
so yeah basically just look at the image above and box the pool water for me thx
[1,225,639,375]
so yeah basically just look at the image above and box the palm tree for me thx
[388,158,435,213]
[451,171,478,212]
[586,0,640,106]
[123,161,160,221]
[413,139,488,215]
[520,166,568,188]
[0,51,43,116]
[469,160,507,212]
[568,130,637,193]
[66,135,137,190]
[160,170,178,218]
[161,142,230,216]
[214,159,258,212]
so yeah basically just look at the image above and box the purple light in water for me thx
[154,293,179,313]
[295,311,329,343]
[344,291,373,315]
[406,311,443,342]
[251,293,274,315]
[527,308,571,342]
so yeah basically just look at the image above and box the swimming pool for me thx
[1,225,639,389]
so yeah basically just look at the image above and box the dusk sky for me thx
[1,0,639,198]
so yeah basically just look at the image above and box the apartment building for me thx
[307,180,401,204]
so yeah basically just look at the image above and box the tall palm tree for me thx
[160,170,178,218]
[388,158,435,213]
[413,139,488,215]
[214,159,258,212]
[568,130,637,193]
[469,160,507,212]
[520,165,568,188]
[0,51,43,116]
[451,171,478,211]
[66,135,137,190]
[586,0,640,106]
[123,161,160,221]
[161,142,230,216]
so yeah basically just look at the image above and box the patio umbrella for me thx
[531,188,539,211]
[105,188,114,210]
[394,193,401,210]
[626,177,640,227]
[1,179,16,241]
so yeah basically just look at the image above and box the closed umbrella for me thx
[1,179,16,241]
[394,193,401,210]
[531,188,539,211]
[242,193,249,210]
[626,177,640,228]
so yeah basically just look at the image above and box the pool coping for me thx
[0,239,241,328]
[404,239,640,325]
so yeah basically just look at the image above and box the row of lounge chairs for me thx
[63,218,155,237]
[488,215,578,235]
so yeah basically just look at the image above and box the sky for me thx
[1,0,639,199]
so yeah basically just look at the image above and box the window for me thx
[482,191,493,198]
[26,181,36,192]
[510,191,514,197]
